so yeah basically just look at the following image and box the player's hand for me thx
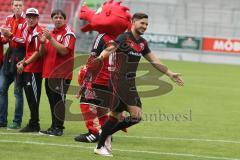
[16,60,24,74]
[75,74,91,99]
[86,57,104,81]
[166,70,184,86]
[75,81,94,99]
[42,29,52,40]
[38,32,46,44]
[1,28,12,39]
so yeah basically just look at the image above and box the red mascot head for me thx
[79,0,132,38]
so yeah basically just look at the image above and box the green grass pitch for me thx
[0,57,240,160]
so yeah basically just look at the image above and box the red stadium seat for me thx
[3,0,11,5]
[24,0,32,7]
[2,5,10,12]
[32,1,39,8]
[38,7,44,14]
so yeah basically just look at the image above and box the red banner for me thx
[202,37,240,54]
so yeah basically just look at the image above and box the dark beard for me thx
[135,28,144,35]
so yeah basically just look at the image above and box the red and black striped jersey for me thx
[90,34,115,86]
[113,31,151,78]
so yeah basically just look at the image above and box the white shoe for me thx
[105,135,112,152]
[94,146,113,157]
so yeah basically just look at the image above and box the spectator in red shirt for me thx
[7,8,43,132]
[0,0,26,129]
[38,9,76,136]
[0,34,4,68]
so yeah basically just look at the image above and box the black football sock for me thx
[97,116,141,149]
[110,116,141,134]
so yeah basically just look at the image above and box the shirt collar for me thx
[13,12,25,19]
[27,24,39,33]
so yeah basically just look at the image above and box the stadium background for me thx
[0,0,240,160]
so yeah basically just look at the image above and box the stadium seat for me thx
[32,1,39,8]
[38,7,44,14]
[2,5,10,12]
[24,0,32,7]
[3,0,11,5]
[39,1,47,8]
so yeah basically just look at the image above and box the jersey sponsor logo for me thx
[128,51,142,57]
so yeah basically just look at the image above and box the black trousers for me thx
[45,78,71,129]
[22,72,42,126]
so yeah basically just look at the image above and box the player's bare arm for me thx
[97,44,117,60]
[24,51,41,66]
[87,44,117,72]
[144,52,184,86]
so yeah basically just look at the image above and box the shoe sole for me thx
[7,128,21,130]
[39,132,62,137]
[20,130,40,133]
[38,132,51,136]
[94,149,113,157]
[49,134,63,137]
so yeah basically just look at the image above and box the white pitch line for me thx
[114,135,240,145]
[0,139,239,160]
[1,132,240,145]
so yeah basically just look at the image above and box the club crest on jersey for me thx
[57,35,62,41]
[18,24,23,29]
[140,43,145,50]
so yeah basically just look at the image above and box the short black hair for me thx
[132,13,148,20]
[51,9,66,19]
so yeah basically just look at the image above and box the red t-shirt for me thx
[24,25,43,73]
[42,24,76,80]
[0,36,3,66]
[5,13,26,48]
[12,24,43,73]
[90,34,114,86]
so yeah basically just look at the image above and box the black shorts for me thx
[110,74,142,113]
[80,84,112,108]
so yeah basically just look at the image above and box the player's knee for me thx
[128,116,142,125]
